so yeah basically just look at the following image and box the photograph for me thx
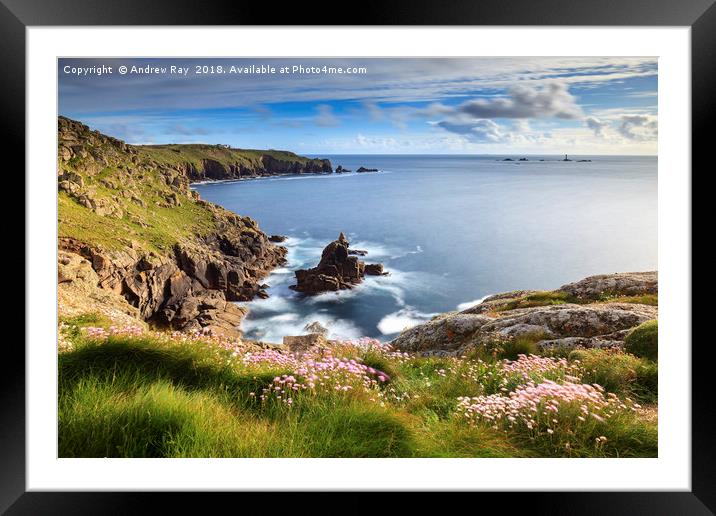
[55,56,660,459]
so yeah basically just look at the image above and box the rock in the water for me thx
[364,263,385,275]
[284,334,327,355]
[304,321,329,335]
[348,249,368,256]
[290,233,385,294]
[335,165,351,173]
[269,235,287,243]
[356,166,379,173]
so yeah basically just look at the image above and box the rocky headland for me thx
[57,116,314,337]
[390,271,658,356]
[290,233,386,294]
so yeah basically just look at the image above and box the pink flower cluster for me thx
[259,351,390,406]
[501,354,582,383]
[242,348,299,368]
[456,379,635,434]
[83,325,144,339]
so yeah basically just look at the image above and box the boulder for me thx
[290,233,385,294]
[269,235,287,243]
[356,166,379,173]
[283,334,327,355]
[557,271,657,300]
[364,263,385,275]
[304,321,329,336]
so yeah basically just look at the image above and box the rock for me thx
[356,166,379,173]
[283,334,327,355]
[304,321,329,336]
[348,249,368,256]
[290,233,385,294]
[364,264,385,275]
[391,272,658,354]
[335,165,351,173]
[269,235,287,243]
[557,271,657,300]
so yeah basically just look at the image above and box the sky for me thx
[58,57,657,155]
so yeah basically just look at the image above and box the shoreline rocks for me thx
[356,166,379,173]
[390,272,658,355]
[290,232,386,294]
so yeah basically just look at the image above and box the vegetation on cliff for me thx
[58,318,657,458]
[57,116,336,336]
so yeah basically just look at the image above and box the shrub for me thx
[624,320,658,361]
[499,337,539,360]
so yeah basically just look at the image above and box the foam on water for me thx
[377,307,438,335]
[196,155,657,341]
[456,295,491,311]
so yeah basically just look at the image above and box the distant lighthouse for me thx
[563,154,572,161]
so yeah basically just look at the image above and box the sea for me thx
[193,155,657,342]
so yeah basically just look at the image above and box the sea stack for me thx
[290,233,385,294]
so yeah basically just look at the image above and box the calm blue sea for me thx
[193,155,657,342]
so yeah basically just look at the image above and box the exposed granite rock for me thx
[304,321,329,336]
[557,271,657,300]
[364,263,386,276]
[391,272,658,355]
[269,235,287,243]
[290,233,385,294]
[284,334,327,355]
[356,167,379,173]
[58,250,144,329]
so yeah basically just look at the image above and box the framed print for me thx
[5,0,713,512]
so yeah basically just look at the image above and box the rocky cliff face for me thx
[391,272,658,355]
[57,116,289,337]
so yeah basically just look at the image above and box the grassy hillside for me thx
[58,317,657,458]
[140,143,317,170]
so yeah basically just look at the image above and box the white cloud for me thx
[457,82,582,120]
[315,104,339,127]
[585,116,609,137]
[618,115,658,141]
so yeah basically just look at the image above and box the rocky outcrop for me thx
[57,117,289,337]
[58,250,144,329]
[556,271,657,300]
[290,233,385,294]
[259,154,332,175]
[391,272,658,355]
[356,167,379,173]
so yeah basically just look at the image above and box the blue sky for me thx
[58,57,657,155]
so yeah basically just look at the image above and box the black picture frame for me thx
[4,0,711,513]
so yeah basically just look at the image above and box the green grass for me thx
[598,294,659,306]
[491,291,658,312]
[569,348,658,403]
[58,327,658,458]
[494,291,575,311]
[624,320,658,361]
[139,144,319,171]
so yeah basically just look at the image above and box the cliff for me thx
[57,116,320,337]
[138,143,332,181]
